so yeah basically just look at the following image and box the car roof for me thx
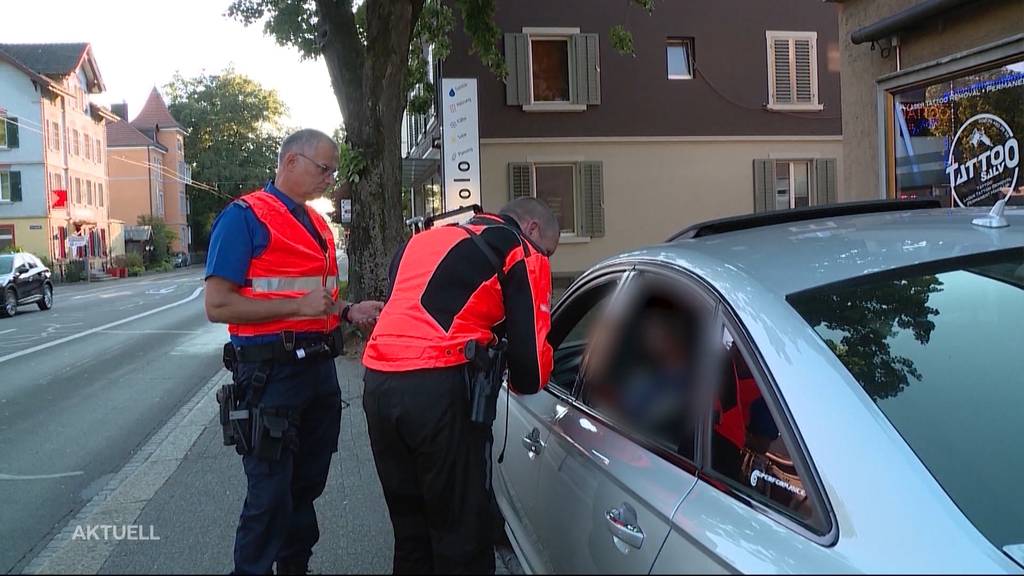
[612,207,1024,297]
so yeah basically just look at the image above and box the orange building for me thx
[106,88,190,253]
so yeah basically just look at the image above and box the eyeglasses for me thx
[295,153,338,179]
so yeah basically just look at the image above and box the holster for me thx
[251,405,300,461]
[465,339,508,427]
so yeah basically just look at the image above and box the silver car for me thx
[493,201,1024,574]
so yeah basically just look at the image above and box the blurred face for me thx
[523,219,560,257]
[282,140,338,201]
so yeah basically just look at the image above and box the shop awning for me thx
[402,157,440,188]
[124,225,152,242]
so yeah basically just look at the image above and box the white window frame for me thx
[0,172,10,202]
[0,116,8,149]
[766,30,823,112]
[523,27,586,113]
[773,160,813,209]
[531,161,584,238]
[667,38,694,80]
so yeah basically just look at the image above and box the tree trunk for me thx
[316,0,422,302]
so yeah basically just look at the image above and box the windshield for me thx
[0,255,12,275]
[788,248,1024,550]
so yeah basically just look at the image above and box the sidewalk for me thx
[27,356,517,574]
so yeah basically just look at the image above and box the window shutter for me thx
[8,117,19,148]
[508,163,532,201]
[504,33,529,106]
[794,39,814,104]
[753,159,774,213]
[771,38,792,104]
[580,161,605,237]
[10,171,22,202]
[813,158,837,205]
[573,34,601,106]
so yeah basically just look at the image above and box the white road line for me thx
[0,329,15,336]
[0,471,85,481]
[0,286,204,366]
[97,291,132,299]
[98,330,202,335]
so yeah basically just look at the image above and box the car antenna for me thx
[971,186,1019,229]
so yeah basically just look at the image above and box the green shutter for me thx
[573,34,601,106]
[508,163,532,201]
[7,117,18,149]
[580,161,605,238]
[814,158,837,205]
[753,159,774,213]
[504,33,529,106]
[10,171,22,202]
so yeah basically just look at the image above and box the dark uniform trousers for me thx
[233,357,343,575]
[363,365,496,575]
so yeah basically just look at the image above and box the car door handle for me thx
[521,430,544,455]
[605,503,644,550]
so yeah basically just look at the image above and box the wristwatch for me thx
[341,303,353,323]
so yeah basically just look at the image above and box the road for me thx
[0,269,224,574]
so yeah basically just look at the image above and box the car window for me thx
[0,255,12,275]
[710,326,826,533]
[546,276,620,394]
[788,247,1024,549]
[580,273,710,461]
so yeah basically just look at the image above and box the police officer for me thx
[205,129,383,575]
[362,197,560,574]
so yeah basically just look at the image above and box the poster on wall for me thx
[441,78,481,211]
[893,59,1024,207]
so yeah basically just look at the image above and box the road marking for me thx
[0,329,15,335]
[98,330,202,335]
[0,471,85,481]
[0,286,204,366]
[73,289,131,300]
[145,285,178,295]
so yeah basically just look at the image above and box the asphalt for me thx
[0,268,224,574]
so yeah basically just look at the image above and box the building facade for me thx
[0,43,120,265]
[834,0,1023,206]
[404,0,844,276]
[106,88,191,254]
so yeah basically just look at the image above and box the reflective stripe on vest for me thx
[250,276,339,293]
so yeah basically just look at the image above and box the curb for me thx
[22,370,229,575]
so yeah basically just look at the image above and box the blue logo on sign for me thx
[449,88,456,97]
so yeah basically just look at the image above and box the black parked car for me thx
[0,252,54,318]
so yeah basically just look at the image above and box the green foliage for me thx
[165,68,287,250]
[65,260,85,283]
[113,253,144,270]
[137,215,178,269]
[0,245,23,254]
[128,266,145,277]
[227,0,320,59]
[609,25,635,56]
[338,141,367,184]
[39,255,53,270]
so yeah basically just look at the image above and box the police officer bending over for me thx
[363,198,560,574]
[205,129,383,575]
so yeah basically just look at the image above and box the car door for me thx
[24,255,44,298]
[533,266,716,574]
[494,269,627,573]
[653,318,843,573]
[12,255,36,301]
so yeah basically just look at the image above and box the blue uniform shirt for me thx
[206,182,331,345]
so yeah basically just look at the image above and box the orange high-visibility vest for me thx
[227,189,340,338]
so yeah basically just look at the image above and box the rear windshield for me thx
[0,255,12,275]
[788,248,1024,550]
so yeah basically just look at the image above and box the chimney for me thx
[111,101,128,121]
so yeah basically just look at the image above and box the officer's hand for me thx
[349,300,385,328]
[297,288,335,317]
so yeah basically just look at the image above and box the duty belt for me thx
[231,328,344,365]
